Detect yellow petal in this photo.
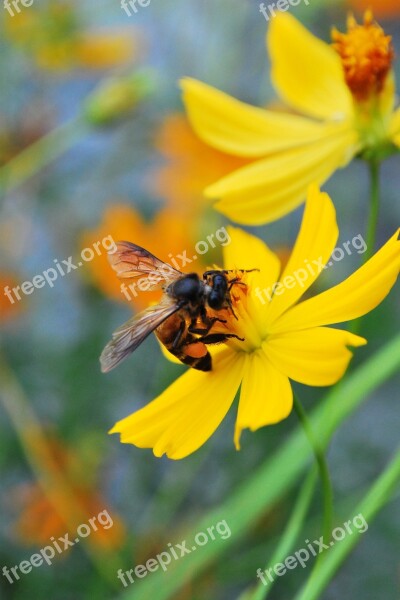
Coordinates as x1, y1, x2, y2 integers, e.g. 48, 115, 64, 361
208, 125, 358, 225
181, 78, 342, 157
267, 13, 352, 120
223, 226, 281, 286
267, 185, 338, 325
272, 229, 400, 333
390, 107, 400, 147
110, 349, 244, 459
264, 327, 366, 387
234, 350, 292, 449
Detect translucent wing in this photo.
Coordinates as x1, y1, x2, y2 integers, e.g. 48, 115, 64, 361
100, 300, 181, 373
108, 241, 183, 291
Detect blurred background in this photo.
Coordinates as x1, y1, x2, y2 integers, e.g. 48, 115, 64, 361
0, 0, 399, 599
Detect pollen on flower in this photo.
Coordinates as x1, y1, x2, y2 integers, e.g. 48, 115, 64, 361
332, 10, 394, 101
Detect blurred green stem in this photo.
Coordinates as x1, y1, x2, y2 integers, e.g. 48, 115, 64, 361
0, 351, 121, 588
0, 116, 88, 197
293, 394, 333, 550
349, 159, 381, 335
364, 159, 380, 263
294, 446, 400, 600
249, 469, 317, 600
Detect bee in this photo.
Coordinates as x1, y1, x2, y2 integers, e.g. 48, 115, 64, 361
100, 242, 254, 373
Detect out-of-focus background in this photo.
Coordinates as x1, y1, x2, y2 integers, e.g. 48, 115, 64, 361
0, 0, 399, 599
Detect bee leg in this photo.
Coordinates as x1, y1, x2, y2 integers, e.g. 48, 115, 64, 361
228, 278, 247, 291
224, 296, 239, 320
171, 319, 186, 351
195, 333, 245, 345
189, 317, 227, 335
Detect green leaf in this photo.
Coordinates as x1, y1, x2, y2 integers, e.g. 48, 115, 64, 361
294, 447, 400, 600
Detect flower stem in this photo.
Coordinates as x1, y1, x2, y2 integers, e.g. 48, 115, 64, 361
0, 116, 88, 197
250, 468, 318, 600
293, 393, 333, 551
349, 158, 380, 335
364, 158, 380, 263
294, 446, 400, 600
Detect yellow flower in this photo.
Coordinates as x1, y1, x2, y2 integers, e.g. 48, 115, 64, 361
149, 113, 250, 216
110, 186, 400, 458
181, 12, 400, 225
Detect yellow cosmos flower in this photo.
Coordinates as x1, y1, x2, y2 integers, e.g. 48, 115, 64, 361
110, 186, 400, 458
181, 12, 400, 225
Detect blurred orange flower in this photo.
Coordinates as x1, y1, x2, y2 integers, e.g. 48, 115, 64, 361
0, 273, 22, 323
4, 2, 139, 71
80, 204, 205, 311
13, 437, 125, 551
149, 113, 250, 215
348, 0, 400, 18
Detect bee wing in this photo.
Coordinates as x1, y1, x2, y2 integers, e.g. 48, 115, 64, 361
100, 300, 181, 373
108, 241, 183, 291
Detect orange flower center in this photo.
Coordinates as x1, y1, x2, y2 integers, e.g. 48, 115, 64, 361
332, 11, 394, 101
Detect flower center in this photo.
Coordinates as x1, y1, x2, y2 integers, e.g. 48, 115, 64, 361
332, 11, 394, 102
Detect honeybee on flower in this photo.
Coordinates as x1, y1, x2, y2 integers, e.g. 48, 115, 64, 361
109, 186, 400, 458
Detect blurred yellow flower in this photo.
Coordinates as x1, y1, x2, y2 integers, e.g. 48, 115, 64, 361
80, 204, 204, 311
110, 186, 400, 458
4, 2, 138, 71
149, 113, 250, 214
13, 436, 125, 550
182, 12, 400, 225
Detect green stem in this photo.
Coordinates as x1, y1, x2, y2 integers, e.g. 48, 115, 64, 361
293, 394, 333, 549
349, 158, 380, 335
294, 447, 400, 600
364, 159, 380, 264
0, 116, 88, 196
250, 469, 318, 600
